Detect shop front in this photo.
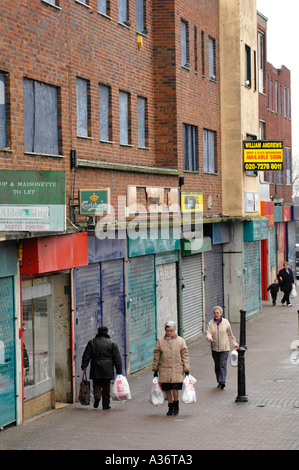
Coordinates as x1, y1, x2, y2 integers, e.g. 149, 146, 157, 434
20, 232, 88, 419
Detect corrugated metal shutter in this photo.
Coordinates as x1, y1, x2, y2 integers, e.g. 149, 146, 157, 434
128, 255, 156, 373
287, 221, 296, 274
269, 227, 276, 267
74, 264, 101, 390
244, 242, 261, 318
0, 277, 16, 428
101, 259, 126, 371
181, 254, 203, 343
204, 245, 224, 324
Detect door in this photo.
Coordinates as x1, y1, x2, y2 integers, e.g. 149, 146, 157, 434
244, 242, 261, 318
204, 244, 224, 323
181, 254, 203, 343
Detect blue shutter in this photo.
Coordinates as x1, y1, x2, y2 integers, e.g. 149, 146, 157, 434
0, 277, 16, 428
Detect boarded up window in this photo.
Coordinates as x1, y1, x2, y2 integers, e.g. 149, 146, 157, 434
119, 91, 129, 145
76, 77, 89, 137
0, 73, 6, 149
99, 84, 110, 141
23, 79, 59, 155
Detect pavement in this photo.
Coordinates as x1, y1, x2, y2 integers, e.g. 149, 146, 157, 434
1, 291, 299, 453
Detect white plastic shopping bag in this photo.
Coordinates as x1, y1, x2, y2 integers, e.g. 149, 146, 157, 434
230, 349, 238, 367
150, 377, 165, 406
290, 284, 297, 298
111, 374, 131, 401
181, 374, 196, 404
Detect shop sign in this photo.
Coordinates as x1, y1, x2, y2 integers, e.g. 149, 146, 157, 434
0, 170, 66, 232
243, 140, 283, 171
79, 189, 110, 215
181, 193, 203, 213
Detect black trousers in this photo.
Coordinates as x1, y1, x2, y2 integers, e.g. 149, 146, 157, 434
281, 284, 292, 305
93, 378, 111, 408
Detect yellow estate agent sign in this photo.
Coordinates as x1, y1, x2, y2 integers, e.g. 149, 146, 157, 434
243, 140, 283, 171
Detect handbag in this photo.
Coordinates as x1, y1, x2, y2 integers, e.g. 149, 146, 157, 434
111, 374, 131, 401
78, 370, 90, 406
150, 377, 165, 406
290, 284, 297, 298
181, 374, 196, 404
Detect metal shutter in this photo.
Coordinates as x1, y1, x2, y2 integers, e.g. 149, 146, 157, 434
128, 255, 156, 373
0, 277, 16, 428
204, 244, 224, 324
244, 242, 261, 318
181, 254, 203, 343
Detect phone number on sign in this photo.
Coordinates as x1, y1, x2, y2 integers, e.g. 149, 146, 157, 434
244, 163, 283, 171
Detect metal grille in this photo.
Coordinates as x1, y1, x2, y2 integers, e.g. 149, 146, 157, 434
244, 242, 261, 318
181, 254, 203, 343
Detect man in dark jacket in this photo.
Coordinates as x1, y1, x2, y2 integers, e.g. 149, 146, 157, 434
278, 262, 294, 307
81, 326, 122, 409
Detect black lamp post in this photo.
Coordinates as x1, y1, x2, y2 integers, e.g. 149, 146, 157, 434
235, 308, 248, 402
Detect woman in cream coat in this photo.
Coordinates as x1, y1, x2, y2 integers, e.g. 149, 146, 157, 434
206, 306, 239, 389
152, 321, 190, 416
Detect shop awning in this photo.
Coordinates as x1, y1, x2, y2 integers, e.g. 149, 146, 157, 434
20, 232, 89, 275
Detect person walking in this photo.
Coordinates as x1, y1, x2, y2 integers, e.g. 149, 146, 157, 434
152, 321, 190, 416
278, 261, 294, 307
267, 278, 280, 305
81, 326, 122, 410
206, 306, 239, 390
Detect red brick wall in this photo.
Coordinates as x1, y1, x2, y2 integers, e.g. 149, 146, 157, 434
258, 21, 292, 203
0, 0, 221, 221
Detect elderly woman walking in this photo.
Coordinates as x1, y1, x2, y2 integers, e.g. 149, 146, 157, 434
206, 306, 239, 390
152, 321, 190, 416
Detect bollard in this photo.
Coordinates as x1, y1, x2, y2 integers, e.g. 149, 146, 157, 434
235, 308, 248, 402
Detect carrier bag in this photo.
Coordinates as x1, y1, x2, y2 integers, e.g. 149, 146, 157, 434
150, 377, 165, 406
181, 374, 197, 404
78, 371, 91, 406
111, 374, 131, 401
290, 284, 297, 298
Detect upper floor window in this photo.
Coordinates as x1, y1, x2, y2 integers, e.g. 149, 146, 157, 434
138, 96, 147, 148
23, 78, 59, 155
245, 44, 251, 87
97, 0, 110, 15
118, 0, 130, 26
181, 20, 189, 68
76, 77, 90, 138
119, 91, 130, 145
203, 128, 216, 173
183, 123, 198, 172
258, 32, 264, 93
136, 0, 147, 33
99, 83, 111, 142
209, 37, 216, 80
285, 147, 291, 184
284, 87, 287, 117
0, 73, 7, 149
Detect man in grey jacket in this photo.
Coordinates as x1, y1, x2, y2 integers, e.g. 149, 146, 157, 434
81, 326, 122, 409
206, 306, 239, 390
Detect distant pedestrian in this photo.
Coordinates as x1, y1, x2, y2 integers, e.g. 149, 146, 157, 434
278, 261, 294, 307
206, 306, 239, 390
152, 321, 190, 416
267, 278, 280, 305
81, 326, 122, 410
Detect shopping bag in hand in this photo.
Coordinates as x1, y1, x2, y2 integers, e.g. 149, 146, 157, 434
78, 370, 90, 406
111, 374, 131, 401
150, 377, 165, 405
181, 374, 196, 404
291, 284, 297, 298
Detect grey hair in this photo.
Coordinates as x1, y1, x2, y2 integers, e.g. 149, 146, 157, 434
213, 306, 223, 314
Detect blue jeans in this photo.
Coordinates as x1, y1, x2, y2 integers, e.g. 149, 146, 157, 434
211, 350, 229, 384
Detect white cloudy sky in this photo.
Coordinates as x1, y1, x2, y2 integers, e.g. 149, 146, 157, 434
256, 0, 299, 157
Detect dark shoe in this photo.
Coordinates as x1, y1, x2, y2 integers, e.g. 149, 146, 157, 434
103, 405, 111, 410
220, 383, 225, 390
173, 401, 179, 416
93, 397, 100, 408
166, 403, 174, 416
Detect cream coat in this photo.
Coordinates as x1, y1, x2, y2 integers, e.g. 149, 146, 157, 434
152, 334, 190, 383
206, 318, 238, 352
